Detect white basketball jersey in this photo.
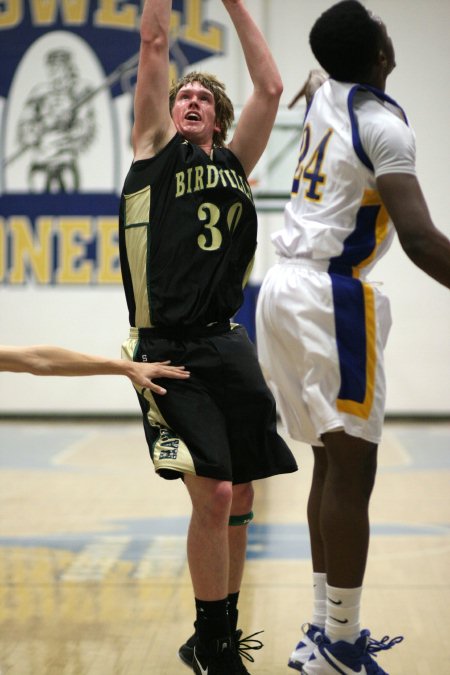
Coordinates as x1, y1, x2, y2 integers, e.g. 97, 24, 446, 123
272, 79, 416, 278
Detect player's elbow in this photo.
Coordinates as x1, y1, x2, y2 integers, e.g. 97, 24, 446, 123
400, 230, 441, 269
265, 76, 284, 102
26, 347, 54, 376
255, 71, 283, 103
399, 229, 425, 256
28, 359, 51, 376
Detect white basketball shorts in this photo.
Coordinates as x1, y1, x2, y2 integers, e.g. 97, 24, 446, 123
255, 259, 392, 446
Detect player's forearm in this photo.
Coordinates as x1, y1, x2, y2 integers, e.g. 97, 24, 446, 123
133, 0, 173, 156
401, 230, 450, 289
0, 345, 91, 375
378, 173, 450, 289
223, 0, 282, 98
26, 347, 123, 377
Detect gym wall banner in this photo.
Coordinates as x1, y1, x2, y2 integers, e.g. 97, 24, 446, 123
0, 0, 225, 287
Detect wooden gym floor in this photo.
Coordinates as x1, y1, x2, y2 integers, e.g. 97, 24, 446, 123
0, 418, 449, 674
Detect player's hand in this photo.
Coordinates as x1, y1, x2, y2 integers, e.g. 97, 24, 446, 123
288, 69, 328, 108
221, 0, 243, 8
131, 360, 190, 395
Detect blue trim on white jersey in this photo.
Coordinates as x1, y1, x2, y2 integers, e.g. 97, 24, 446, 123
328, 201, 382, 273
330, 275, 367, 404
347, 84, 409, 172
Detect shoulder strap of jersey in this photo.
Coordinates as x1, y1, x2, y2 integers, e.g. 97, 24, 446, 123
347, 84, 409, 171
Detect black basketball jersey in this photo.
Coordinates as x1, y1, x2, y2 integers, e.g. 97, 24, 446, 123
119, 133, 257, 328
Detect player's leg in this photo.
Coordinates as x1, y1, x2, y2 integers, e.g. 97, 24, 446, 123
228, 483, 254, 603
288, 446, 327, 671
179, 481, 262, 672
307, 446, 328, 576
184, 474, 232, 601
183, 474, 243, 673
302, 430, 403, 674
227, 483, 263, 671
321, 430, 377, 591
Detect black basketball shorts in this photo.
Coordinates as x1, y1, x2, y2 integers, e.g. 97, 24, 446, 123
121, 323, 297, 484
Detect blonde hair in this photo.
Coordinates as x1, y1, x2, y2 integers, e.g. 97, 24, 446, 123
169, 71, 234, 147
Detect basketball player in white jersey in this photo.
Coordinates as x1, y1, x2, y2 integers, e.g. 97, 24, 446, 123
256, 2, 450, 673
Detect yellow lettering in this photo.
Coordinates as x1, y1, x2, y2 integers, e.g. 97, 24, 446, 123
9, 217, 52, 284
227, 202, 243, 234
186, 167, 193, 194
224, 169, 237, 189
3, 0, 225, 39
235, 173, 245, 193
194, 165, 204, 192
183, 0, 222, 51
56, 218, 93, 284
97, 217, 121, 283
30, 0, 89, 25
218, 170, 228, 187
206, 165, 219, 189
175, 171, 185, 197
29, 0, 57, 25
235, 172, 250, 198
0, 0, 23, 28
94, 0, 137, 29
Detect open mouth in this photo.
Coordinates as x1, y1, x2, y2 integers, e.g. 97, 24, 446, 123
186, 113, 201, 121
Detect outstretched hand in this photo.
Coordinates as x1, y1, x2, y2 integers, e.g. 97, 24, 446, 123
130, 360, 190, 395
288, 69, 328, 109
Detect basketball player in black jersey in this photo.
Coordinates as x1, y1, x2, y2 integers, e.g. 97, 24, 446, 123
118, 1, 297, 673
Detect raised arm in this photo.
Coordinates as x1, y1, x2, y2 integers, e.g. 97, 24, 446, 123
132, 0, 176, 160
224, 0, 283, 176
377, 173, 450, 288
0, 346, 190, 395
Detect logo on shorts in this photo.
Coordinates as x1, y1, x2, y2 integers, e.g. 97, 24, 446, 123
158, 428, 179, 460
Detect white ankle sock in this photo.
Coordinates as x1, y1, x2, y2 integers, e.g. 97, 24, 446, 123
311, 572, 327, 628
325, 584, 362, 644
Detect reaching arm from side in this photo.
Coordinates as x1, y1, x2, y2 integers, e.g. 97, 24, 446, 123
0, 346, 190, 395
132, 0, 176, 160
223, 0, 283, 176
288, 69, 329, 108
377, 172, 450, 288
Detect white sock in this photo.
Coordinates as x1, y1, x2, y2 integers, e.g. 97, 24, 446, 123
325, 584, 362, 644
311, 572, 327, 628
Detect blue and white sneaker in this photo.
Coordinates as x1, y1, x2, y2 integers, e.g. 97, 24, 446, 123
288, 623, 325, 671
301, 629, 403, 674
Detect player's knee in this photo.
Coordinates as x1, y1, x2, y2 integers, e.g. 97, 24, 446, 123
187, 477, 233, 523
206, 480, 234, 521
230, 482, 254, 521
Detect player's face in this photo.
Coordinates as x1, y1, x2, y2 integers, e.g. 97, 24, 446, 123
171, 82, 221, 147
380, 24, 396, 76
371, 14, 396, 78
